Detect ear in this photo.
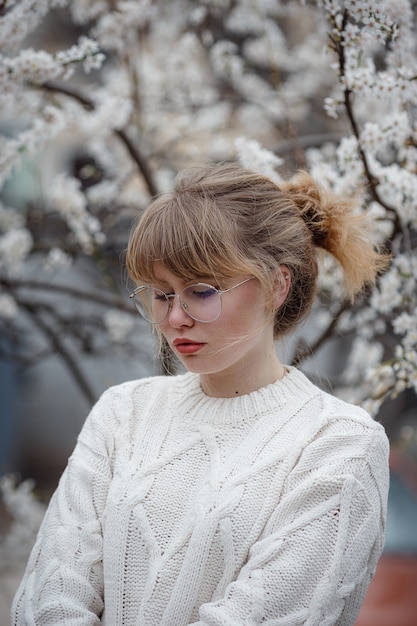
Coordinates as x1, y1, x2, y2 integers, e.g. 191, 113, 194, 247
272, 266, 291, 310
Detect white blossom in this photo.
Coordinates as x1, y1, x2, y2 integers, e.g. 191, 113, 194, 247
0, 0, 415, 444
55, 36, 105, 74
49, 175, 105, 253
70, 0, 109, 25
226, 4, 268, 35
77, 93, 133, 136
243, 20, 288, 69
2, 49, 63, 84
0, 476, 45, 572
92, 1, 157, 53
0, 0, 69, 54
210, 40, 244, 82
0, 201, 25, 232
0, 292, 19, 319
344, 337, 384, 384
324, 97, 341, 119
104, 309, 135, 343
0, 105, 66, 190
371, 268, 403, 314
393, 312, 416, 335
86, 180, 120, 207
43, 248, 72, 273
0, 228, 33, 275
359, 122, 384, 155
1, 35, 104, 86
235, 137, 283, 184
376, 166, 417, 226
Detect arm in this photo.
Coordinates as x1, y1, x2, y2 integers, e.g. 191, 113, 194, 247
11, 389, 117, 625
192, 425, 389, 626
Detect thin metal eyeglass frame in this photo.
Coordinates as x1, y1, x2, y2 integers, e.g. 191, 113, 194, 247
129, 276, 255, 324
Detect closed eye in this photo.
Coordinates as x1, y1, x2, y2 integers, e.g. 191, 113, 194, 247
151, 288, 171, 300
187, 286, 218, 299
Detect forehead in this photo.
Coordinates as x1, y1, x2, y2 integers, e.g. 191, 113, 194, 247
152, 262, 188, 285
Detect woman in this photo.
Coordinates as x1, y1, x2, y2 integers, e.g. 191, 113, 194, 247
12, 163, 390, 625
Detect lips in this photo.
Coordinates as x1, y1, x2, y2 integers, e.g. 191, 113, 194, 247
172, 338, 205, 355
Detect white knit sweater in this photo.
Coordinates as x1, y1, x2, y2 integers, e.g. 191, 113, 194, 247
12, 367, 389, 626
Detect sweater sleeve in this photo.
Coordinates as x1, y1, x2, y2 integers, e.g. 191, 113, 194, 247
191, 422, 389, 626
11, 387, 118, 626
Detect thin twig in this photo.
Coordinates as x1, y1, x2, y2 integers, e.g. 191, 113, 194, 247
115, 128, 158, 197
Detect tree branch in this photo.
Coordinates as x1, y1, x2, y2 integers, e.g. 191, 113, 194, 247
334, 12, 401, 237
20, 301, 97, 406
3, 281, 106, 404
291, 299, 351, 366
0, 276, 134, 314
42, 81, 158, 198
114, 127, 158, 197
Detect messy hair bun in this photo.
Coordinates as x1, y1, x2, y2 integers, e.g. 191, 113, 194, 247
279, 172, 389, 299
127, 163, 389, 338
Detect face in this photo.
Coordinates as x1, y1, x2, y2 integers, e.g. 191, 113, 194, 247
151, 263, 288, 397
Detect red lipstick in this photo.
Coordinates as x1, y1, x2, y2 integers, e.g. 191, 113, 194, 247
173, 338, 205, 354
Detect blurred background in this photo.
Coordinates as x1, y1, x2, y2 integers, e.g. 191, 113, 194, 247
1, 1, 416, 624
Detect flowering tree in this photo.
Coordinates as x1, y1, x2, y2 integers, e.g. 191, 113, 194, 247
0, 0, 416, 416
1, 0, 417, 585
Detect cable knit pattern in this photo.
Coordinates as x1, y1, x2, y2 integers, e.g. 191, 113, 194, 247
11, 367, 389, 625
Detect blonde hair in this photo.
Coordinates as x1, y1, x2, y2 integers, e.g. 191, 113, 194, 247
126, 163, 389, 338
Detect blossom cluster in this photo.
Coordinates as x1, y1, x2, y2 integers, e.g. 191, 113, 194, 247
0, 2, 416, 585
0, 198, 33, 278
91, 1, 158, 53
235, 137, 284, 184
392, 310, 417, 394
0, 105, 66, 189
0, 228, 33, 276
0, 0, 415, 419
104, 309, 135, 343
0, 0, 69, 54
302, 0, 417, 412
369, 254, 417, 401
49, 174, 106, 254
0, 476, 45, 572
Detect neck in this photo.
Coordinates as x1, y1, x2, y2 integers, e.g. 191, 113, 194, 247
200, 354, 287, 398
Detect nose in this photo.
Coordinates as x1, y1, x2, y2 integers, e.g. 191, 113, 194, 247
167, 295, 194, 327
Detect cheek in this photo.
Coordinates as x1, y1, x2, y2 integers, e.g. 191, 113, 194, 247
215, 306, 266, 340
155, 323, 174, 346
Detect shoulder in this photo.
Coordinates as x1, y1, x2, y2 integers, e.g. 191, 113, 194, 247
100, 371, 195, 401
291, 370, 389, 487
279, 377, 390, 524
81, 372, 198, 440
318, 386, 389, 452
293, 368, 388, 443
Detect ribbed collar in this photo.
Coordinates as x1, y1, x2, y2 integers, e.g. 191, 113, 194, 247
166, 367, 320, 427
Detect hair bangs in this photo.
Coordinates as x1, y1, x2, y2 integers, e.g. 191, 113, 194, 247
127, 192, 252, 286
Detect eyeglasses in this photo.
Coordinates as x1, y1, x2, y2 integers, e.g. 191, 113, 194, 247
129, 277, 254, 324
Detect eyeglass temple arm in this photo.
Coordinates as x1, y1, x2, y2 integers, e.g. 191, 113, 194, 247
220, 276, 254, 294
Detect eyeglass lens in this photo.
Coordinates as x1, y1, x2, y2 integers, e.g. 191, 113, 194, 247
133, 284, 222, 323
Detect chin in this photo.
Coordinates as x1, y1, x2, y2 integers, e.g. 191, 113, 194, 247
177, 355, 222, 376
